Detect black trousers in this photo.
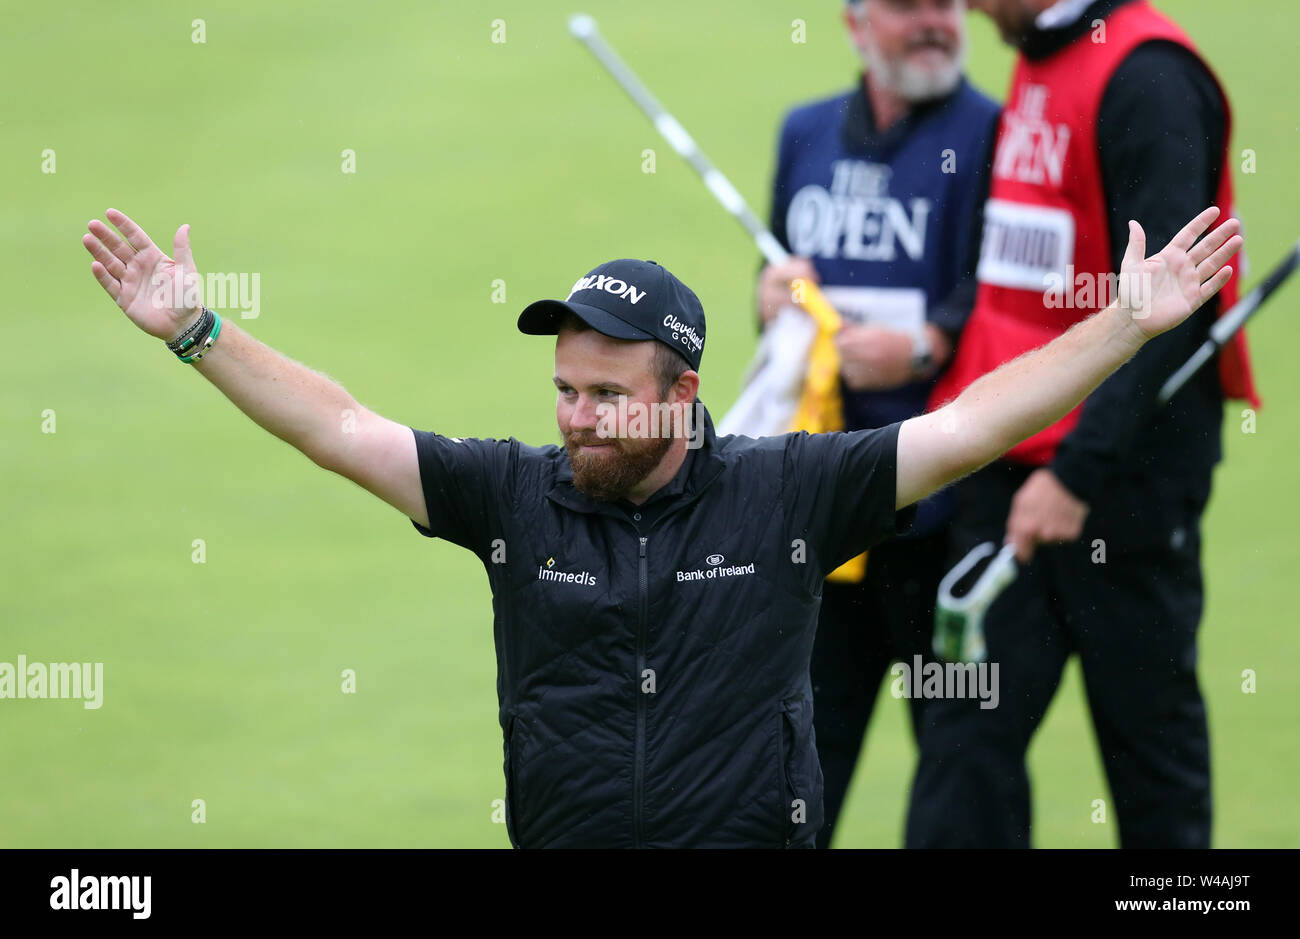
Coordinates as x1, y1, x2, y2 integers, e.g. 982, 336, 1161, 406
905, 461, 1213, 848
811, 529, 948, 849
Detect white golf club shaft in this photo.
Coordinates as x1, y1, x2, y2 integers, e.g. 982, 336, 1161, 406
567, 13, 789, 265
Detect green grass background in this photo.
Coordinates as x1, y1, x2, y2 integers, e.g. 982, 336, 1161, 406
1, 0, 1296, 847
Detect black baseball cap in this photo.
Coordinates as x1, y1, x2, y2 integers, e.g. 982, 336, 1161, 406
517, 259, 706, 371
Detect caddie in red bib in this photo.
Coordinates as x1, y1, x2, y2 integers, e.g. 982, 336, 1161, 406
933, 0, 1257, 462
907, 0, 1259, 849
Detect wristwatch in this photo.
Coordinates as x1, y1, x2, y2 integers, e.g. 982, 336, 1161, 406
909, 327, 935, 378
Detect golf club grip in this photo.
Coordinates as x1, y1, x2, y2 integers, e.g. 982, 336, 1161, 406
569, 14, 791, 266
1157, 238, 1300, 405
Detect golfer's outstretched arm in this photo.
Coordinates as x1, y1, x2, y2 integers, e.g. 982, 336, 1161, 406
83, 209, 428, 528
895, 207, 1243, 510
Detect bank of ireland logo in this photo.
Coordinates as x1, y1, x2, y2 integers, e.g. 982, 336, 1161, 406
676, 554, 754, 582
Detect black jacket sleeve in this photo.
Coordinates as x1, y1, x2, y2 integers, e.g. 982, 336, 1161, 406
408, 429, 512, 558
1051, 41, 1226, 505
785, 422, 918, 576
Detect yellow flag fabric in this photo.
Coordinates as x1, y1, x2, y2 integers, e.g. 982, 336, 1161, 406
788, 280, 867, 584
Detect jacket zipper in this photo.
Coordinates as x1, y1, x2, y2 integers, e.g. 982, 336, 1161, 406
634, 534, 648, 849
780, 707, 794, 848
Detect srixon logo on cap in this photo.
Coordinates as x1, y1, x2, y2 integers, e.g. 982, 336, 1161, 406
567, 274, 648, 305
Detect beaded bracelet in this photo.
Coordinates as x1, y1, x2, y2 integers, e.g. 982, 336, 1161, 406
179, 312, 223, 363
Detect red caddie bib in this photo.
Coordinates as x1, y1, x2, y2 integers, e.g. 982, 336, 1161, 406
929, 0, 1259, 464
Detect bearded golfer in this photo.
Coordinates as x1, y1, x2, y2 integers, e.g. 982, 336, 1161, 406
84, 204, 1240, 848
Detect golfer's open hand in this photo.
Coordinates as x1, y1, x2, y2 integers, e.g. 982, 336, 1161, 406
83, 209, 203, 341
1120, 206, 1242, 340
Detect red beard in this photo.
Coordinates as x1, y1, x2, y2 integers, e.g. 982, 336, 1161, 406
562, 430, 674, 502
